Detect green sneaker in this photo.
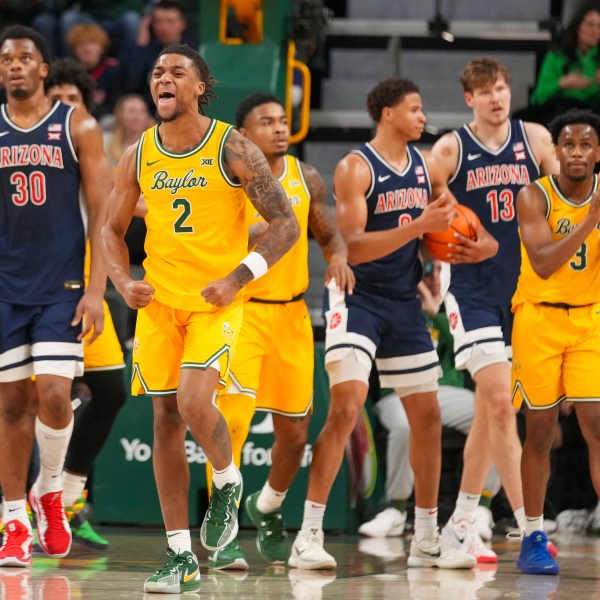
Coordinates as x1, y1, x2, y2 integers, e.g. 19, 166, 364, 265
245, 491, 289, 563
65, 491, 109, 550
208, 539, 249, 570
201, 476, 243, 551
143, 548, 200, 594
70, 513, 109, 550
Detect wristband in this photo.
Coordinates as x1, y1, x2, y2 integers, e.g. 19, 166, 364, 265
240, 251, 268, 280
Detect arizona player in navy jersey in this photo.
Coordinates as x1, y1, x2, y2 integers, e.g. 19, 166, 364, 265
431, 57, 559, 562
290, 78, 488, 571
0, 26, 112, 567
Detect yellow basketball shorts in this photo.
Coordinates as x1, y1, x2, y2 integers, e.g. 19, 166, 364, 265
131, 298, 243, 396
223, 299, 314, 416
512, 301, 600, 410
83, 299, 125, 371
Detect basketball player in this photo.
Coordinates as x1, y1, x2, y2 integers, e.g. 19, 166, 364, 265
431, 57, 559, 561
513, 109, 600, 574
0, 26, 111, 566
289, 78, 480, 571
102, 45, 299, 593
45, 58, 127, 550
205, 93, 354, 570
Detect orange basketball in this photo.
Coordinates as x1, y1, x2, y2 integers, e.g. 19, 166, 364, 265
422, 204, 481, 261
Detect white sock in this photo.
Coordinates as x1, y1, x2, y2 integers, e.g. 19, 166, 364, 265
62, 471, 87, 508
514, 506, 527, 535
35, 416, 74, 495
2, 499, 31, 530
525, 515, 543, 536
451, 491, 480, 525
166, 529, 192, 554
301, 500, 325, 532
212, 459, 241, 489
257, 481, 287, 513
414, 506, 438, 542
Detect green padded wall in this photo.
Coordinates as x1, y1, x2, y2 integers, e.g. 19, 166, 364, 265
198, 0, 292, 124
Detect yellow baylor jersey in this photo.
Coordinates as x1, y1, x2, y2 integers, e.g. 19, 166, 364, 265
513, 174, 600, 308
245, 154, 310, 300
137, 120, 247, 311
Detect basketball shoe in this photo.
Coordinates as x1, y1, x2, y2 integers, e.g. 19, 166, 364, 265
0, 521, 33, 567
29, 487, 71, 558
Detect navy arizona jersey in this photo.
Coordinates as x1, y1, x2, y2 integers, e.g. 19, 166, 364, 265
345, 142, 432, 298
0, 101, 84, 305
448, 119, 540, 306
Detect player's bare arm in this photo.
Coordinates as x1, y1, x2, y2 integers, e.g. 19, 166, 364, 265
428, 138, 499, 264
201, 130, 300, 307
303, 161, 355, 293
524, 122, 560, 175
102, 143, 155, 309
430, 131, 459, 181
335, 153, 454, 266
518, 183, 600, 279
69, 107, 112, 342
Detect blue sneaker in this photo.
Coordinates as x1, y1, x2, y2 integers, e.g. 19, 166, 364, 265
516, 531, 559, 575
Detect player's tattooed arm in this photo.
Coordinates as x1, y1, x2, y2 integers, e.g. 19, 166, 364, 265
224, 129, 300, 283
303, 161, 355, 293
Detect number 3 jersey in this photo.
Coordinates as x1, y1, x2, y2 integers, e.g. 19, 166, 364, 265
0, 102, 83, 305
513, 174, 600, 308
137, 119, 247, 311
448, 119, 540, 306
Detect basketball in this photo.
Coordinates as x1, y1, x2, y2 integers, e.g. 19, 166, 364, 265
422, 204, 481, 261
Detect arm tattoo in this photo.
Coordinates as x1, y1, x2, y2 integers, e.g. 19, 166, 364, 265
303, 162, 347, 259
224, 132, 299, 267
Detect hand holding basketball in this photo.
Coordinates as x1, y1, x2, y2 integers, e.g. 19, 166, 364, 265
423, 204, 481, 261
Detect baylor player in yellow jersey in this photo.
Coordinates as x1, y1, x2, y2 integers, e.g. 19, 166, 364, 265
512, 109, 600, 576
102, 46, 299, 594
205, 94, 354, 570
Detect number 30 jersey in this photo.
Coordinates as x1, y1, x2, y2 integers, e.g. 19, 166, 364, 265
0, 101, 83, 305
137, 119, 247, 311
448, 119, 540, 306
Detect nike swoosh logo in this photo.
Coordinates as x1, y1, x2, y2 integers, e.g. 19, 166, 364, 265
378, 174, 391, 182
0, 131, 9, 137
146, 159, 161, 166
184, 568, 199, 583
8, 507, 19, 512
166, 532, 178, 538
467, 153, 482, 160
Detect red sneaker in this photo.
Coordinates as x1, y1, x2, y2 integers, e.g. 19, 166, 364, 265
0, 520, 33, 567
29, 489, 71, 558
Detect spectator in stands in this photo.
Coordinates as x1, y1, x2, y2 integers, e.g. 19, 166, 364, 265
31, 0, 143, 60
516, 4, 600, 125
359, 256, 501, 551
66, 23, 121, 120
124, 0, 190, 111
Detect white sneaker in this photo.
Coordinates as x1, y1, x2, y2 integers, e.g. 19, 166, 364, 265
288, 528, 337, 570
358, 537, 405, 561
475, 506, 494, 542
407, 530, 476, 569
441, 520, 498, 564
587, 503, 600, 535
358, 508, 407, 538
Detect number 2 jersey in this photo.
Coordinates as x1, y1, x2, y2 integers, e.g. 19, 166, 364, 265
513, 174, 600, 308
137, 119, 247, 311
448, 119, 540, 306
0, 102, 83, 305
